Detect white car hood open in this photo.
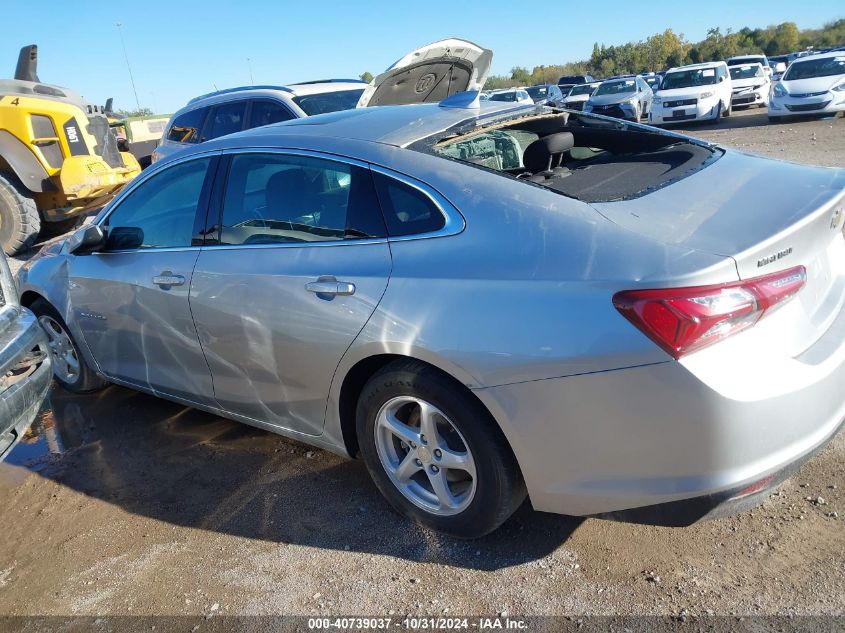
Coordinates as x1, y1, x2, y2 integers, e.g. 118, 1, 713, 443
357, 38, 492, 108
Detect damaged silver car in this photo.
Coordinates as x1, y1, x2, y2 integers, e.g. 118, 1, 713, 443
0, 253, 51, 460
16, 92, 845, 538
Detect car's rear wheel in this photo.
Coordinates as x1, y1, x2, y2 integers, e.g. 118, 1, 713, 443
30, 298, 108, 394
356, 360, 526, 538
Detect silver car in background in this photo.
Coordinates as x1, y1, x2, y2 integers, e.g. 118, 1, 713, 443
17, 97, 845, 537
583, 75, 653, 121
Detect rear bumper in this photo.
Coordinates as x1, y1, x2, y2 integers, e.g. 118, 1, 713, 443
595, 417, 842, 526
0, 307, 52, 460
475, 298, 845, 519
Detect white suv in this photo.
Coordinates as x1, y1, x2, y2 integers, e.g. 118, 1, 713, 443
649, 61, 733, 125
153, 38, 493, 164
152, 81, 367, 163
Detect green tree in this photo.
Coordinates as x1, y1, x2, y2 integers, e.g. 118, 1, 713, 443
510, 66, 532, 85
117, 107, 153, 117
359, 71, 374, 83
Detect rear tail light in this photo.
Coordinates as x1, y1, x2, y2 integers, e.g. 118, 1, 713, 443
613, 265, 806, 359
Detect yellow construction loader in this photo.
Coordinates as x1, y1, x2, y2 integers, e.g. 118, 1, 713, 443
0, 45, 141, 255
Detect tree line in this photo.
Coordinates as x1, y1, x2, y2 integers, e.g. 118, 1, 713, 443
485, 19, 845, 89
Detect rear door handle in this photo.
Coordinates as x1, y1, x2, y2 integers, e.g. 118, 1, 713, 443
305, 277, 356, 297
152, 272, 186, 289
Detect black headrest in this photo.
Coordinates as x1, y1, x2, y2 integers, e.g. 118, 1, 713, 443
523, 132, 575, 173
266, 168, 308, 209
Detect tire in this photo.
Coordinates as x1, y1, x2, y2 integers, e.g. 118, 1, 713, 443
40, 215, 83, 239
29, 298, 108, 394
722, 100, 731, 117
711, 102, 723, 125
0, 171, 41, 256
356, 360, 526, 538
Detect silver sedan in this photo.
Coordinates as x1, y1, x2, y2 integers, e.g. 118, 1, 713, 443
17, 98, 845, 537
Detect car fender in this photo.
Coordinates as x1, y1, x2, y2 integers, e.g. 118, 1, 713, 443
17, 251, 102, 375
0, 130, 55, 192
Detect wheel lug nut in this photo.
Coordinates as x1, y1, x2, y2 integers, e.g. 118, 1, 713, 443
410, 442, 416, 449
420, 435, 427, 444
434, 449, 442, 459
430, 465, 439, 473
415, 459, 422, 467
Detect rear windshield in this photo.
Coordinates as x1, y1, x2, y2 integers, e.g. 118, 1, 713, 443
661, 68, 718, 89
526, 86, 548, 100
730, 65, 764, 80
595, 80, 636, 96
416, 111, 716, 203
292, 89, 364, 116
729, 57, 767, 67
783, 56, 845, 81
490, 92, 519, 102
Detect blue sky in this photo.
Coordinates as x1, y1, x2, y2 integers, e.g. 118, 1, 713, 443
3, 0, 842, 113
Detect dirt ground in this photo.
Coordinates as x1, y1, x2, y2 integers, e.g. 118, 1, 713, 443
0, 108, 843, 631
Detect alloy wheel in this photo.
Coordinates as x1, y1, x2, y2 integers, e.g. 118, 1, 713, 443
374, 395, 477, 516
38, 315, 80, 384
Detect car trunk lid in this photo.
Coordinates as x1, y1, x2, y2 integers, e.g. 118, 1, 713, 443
593, 150, 845, 349
357, 38, 492, 108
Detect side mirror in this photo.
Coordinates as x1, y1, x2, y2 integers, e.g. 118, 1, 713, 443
67, 224, 105, 254
105, 226, 144, 251
718, 75, 725, 82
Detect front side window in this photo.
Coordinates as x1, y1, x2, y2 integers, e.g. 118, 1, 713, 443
218, 153, 386, 245
249, 100, 295, 129
207, 101, 247, 140
103, 158, 212, 250
166, 108, 207, 143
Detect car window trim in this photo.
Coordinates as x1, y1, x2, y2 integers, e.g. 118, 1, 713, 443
202, 147, 464, 250
91, 151, 222, 255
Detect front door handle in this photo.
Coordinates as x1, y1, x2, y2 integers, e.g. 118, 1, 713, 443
152, 272, 186, 289
305, 276, 356, 297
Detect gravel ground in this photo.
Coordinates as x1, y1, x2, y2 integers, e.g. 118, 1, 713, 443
0, 109, 843, 631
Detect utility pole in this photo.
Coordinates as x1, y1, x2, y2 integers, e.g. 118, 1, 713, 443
247, 57, 255, 84
116, 22, 141, 110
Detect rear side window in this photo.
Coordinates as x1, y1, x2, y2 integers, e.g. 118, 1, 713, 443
372, 173, 445, 237
166, 108, 207, 143
248, 100, 295, 129
207, 101, 247, 140
218, 153, 386, 245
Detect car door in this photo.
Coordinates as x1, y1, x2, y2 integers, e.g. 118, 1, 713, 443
189, 150, 392, 435
67, 154, 218, 406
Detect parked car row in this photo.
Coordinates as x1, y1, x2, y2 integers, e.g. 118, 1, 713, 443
538, 49, 844, 126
